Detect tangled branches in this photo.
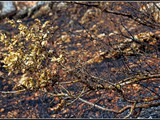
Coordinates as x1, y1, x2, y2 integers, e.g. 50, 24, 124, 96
0, 2, 160, 118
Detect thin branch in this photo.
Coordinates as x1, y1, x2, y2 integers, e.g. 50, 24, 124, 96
124, 101, 137, 118
78, 96, 160, 114
0, 89, 26, 94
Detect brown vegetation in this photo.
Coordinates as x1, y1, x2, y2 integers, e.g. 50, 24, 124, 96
0, 2, 160, 118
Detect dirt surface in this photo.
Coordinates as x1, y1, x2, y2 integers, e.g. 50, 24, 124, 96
0, 2, 160, 118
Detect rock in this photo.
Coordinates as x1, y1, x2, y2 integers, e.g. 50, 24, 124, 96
0, 1, 17, 19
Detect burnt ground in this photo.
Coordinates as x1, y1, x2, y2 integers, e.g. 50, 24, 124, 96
0, 2, 160, 118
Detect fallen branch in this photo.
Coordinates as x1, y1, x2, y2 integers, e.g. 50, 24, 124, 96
78, 96, 160, 116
